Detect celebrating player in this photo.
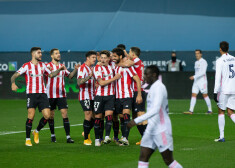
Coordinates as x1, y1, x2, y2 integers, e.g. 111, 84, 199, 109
184, 49, 212, 115
112, 48, 142, 146
128, 65, 183, 168
45, 48, 78, 143
214, 41, 235, 142
93, 50, 121, 146
11, 47, 65, 146
77, 51, 96, 145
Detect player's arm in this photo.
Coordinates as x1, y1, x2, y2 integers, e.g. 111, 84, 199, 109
193, 61, 207, 80
77, 70, 93, 86
97, 73, 121, 86
49, 66, 65, 78
213, 60, 222, 102
128, 87, 163, 128
68, 64, 80, 79
132, 75, 143, 104
118, 59, 135, 68
11, 72, 21, 91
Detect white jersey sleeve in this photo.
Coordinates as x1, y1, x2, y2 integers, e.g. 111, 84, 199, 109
214, 58, 223, 93
194, 59, 207, 80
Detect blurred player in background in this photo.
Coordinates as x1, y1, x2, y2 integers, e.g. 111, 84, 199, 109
128, 65, 183, 168
45, 48, 79, 143
11, 47, 65, 146
112, 48, 142, 146
214, 41, 235, 142
166, 51, 183, 72
77, 51, 96, 145
184, 49, 212, 115
93, 50, 121, 146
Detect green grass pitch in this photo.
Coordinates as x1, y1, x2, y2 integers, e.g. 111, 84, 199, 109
0, 99, 235, 168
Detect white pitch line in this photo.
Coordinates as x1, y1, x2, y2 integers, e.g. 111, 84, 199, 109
0, 123, 83, 136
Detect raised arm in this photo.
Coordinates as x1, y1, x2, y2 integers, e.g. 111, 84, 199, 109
118, 59, 135, 68
68, 64, 80, 79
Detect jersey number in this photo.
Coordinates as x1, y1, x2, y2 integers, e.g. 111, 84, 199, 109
229, 64, 235, 78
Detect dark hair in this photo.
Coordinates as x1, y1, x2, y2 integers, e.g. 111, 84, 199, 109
195, 49, 202, 53
117, 44, 126, 50
86, 51, 97, 58
112, 48, 125, 58
220, 41, 229, 52
100, 50, 110, 57
130, 47, 141, 57
50, 48, 59, 55
171, 51, 176, 54
30, 47, 41, 54
146, 65, 160, 78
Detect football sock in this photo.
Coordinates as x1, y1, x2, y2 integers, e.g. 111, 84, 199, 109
123, 114, 130, 139
137, 125, 145, 136
105, 115, 113, 137
138, 161, 149, 168
189, 96, 196, 112
168, 160, 183, 168
48, 119, 55, 135
89, 118, 95, 131
100, 119, 104, 139
113, 120, 119, 139
218, 114, 225, 139
230, 114, 235, 123
63, 118, 70, 136
94, 118, 101, 139
120, 117, 125, 137
204, 96, 212, 112
26, 118, 33, 138
36, 117, 48, 132
83, 119, 90, 140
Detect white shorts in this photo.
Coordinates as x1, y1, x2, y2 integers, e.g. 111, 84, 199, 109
140, 131, 173, 153
217, 93, 235, 111
192, 81, 208, 94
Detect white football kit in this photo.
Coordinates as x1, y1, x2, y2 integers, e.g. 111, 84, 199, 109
134, 80, 173, 153
192, 58, 208, 94
214, 53, 235, 110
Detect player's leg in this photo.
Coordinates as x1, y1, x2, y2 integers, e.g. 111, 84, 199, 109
48, 110, 56, 142
160, 150, 183, 168
112, 113, 120, 144
202, 94, 212, 114
94, 96, 104, 146
100, 114, 105, 142
25, 108, 36, 146
104, 110, 113, 144
138, 147, 154, 168
184, 83, 198, 114
226, 95, 235, 123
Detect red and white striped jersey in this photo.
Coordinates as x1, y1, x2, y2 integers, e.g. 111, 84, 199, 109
109, 60, 116, 69
93, 64, 115, 96
77, 63, 95, 100
17, 61, 51, 94
45, 62, 70, 98
132, 57, 144, 92
115, 66, 137, 99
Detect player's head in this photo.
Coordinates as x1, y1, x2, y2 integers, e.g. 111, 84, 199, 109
144, 65, 160, 85
112, 48, 125, 64
220, 41, 229, 54
195, 49, 202, 60
30, 47, 42, 61
100, 50, 110, 66
117, 44, 126, 50
171, 51, 176, 62
50, 48, 61, 62
129, 47, 141, 59
86, 51, 97, 65
96, 52, 101, 62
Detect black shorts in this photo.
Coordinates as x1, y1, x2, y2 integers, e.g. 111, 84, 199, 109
132, 91, 146, 113
94, 95, 115, 114
80, 99, 94, 111
49, 98, 68, 111
115, 98, 133, 114
26, 93, 50, 112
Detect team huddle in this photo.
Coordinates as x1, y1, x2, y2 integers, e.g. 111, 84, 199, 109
10, 41, 235, 168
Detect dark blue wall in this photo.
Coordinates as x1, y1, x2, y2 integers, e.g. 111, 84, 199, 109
0, 0, 235, 51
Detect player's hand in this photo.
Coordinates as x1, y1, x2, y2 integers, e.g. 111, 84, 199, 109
189, 76, 194, 80
97, 62, 102, 66
89, 68, 93, 77
114, 73, 122, 80
127, 120, 137, 129
59, 65, 66, 71
11, 83, 18, 91
47, 66, 52, 71
74, 64, 80, 70
136, 94, 143, 104
95, 83, 99, 89
214, 93, 218, 103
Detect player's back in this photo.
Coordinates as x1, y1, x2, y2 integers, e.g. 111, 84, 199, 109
145, 80, 172, 135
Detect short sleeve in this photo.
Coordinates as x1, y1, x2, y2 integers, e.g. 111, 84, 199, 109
64, 69, 70, 77
93, 66, 102, 80
17, 64, 27, 75
77, 67, 85, 79
43, 63, 52, 75
127, 66, 137, 77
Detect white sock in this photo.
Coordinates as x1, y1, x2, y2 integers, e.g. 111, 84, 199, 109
218, 114, 225, 139
66, 135, 71, 139
204, 96, 212, 112
169, 160, 183, 168
51, 134, 55, 137
26, 138, 31, 141
230, 114, 235, 123
138, 161, 149, 168
35, 129, 39, 133
189, 97, 196, 112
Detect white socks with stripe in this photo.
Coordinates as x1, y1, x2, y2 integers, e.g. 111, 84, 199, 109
138, 161, 149, 168
218, 114, 225, 139
230, 114, 235, 123
189, 97, 196, 112
204, 96, 212, 112
169, 160, 183, 168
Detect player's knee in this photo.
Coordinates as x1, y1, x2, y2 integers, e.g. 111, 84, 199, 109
202, 94, 208, 98
105, 115, 113, 125
192, 93, 197, 97
139, 151, 148, 162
